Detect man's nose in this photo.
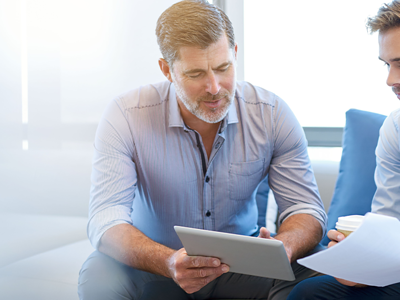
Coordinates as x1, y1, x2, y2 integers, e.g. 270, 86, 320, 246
386, 67, 400, 87
205, 72, 221, 95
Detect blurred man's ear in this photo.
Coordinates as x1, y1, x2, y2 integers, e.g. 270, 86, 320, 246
158, 58, 173, 82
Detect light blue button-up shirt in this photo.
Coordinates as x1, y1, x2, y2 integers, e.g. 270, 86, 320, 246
88, 80, 327, 249
373, 108, 400, 218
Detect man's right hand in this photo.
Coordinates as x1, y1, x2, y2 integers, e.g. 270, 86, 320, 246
167, 248, 230, 294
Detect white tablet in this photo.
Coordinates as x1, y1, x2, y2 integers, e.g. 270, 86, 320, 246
174, 226, 295, 281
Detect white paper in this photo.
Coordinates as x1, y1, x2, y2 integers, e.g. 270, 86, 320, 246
298, 213, 400, 287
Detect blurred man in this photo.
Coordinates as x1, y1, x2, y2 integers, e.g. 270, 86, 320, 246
78, 1, 327, 299
288, 1, 400, 299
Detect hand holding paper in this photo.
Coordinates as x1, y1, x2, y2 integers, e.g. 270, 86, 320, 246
298, 213, 400, 287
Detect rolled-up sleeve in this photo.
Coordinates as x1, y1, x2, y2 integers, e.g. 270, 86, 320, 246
268, 97, 327, 236
372, 110, 400, 218
87, 98, 137, 249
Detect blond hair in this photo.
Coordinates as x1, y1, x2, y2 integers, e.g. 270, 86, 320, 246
367, 1, 400, 33
155, 0, 235, 66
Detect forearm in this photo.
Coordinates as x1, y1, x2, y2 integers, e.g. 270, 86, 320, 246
274, 213, 322, 263
98, 223, 175, 277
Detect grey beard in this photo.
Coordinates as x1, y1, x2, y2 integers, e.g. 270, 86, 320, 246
174, 85, 233, 124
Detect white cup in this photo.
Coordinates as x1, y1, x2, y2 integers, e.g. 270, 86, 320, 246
335, 215, 364, 237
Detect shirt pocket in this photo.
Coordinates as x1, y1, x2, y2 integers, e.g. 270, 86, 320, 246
229, 158, 265, 201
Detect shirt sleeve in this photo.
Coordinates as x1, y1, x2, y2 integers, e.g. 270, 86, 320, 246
372, 110, 400, 218
268, 96, 327, 236
87, 97, 137, 249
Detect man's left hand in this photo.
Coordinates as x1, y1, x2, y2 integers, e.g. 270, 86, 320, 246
258, 227, 274, 239
258, 227, 292, 261
327, 229, 366, 287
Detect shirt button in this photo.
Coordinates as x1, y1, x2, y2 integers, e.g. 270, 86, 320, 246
205, 176, 210, 183
206, 210, 211, 217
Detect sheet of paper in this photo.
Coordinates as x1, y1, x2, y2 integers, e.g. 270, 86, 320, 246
298, 213, 400, 287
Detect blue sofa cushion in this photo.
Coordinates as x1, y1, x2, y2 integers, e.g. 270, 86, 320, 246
321, 109, 387, 246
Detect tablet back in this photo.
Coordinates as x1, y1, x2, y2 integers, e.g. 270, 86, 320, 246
174, 226, 295, 281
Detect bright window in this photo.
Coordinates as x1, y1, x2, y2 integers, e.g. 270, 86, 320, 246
244, 0, 398, 127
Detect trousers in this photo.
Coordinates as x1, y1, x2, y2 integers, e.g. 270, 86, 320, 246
287, 275, 400, 300
78, 250, 322, 300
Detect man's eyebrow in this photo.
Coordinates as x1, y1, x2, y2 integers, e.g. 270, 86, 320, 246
213, 62, 231, 69
183, 62, 232, 75
379, 56, 400, 63
183, 68, 205, 75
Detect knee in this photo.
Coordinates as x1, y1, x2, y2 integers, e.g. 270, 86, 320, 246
287, 283, 312, 300
289, 275, 343, 300
287, 276, 327, 300
78, 251, 134, 300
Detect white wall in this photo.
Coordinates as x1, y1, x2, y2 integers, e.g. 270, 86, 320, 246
0, 0, 178, 217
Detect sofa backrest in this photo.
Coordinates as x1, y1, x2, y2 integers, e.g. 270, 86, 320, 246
321, 109, 387, 245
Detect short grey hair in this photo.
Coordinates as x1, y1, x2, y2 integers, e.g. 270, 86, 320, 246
155, 0, 235, 66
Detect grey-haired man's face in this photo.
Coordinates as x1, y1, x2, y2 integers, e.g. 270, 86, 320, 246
171, 34, 237, 123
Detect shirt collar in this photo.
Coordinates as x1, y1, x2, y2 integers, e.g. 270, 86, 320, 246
168, 82, 239, 132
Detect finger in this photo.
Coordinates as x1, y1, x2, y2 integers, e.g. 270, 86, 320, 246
327, 229, 345, 242
186, 264, 230, 279
334, 277, 359, 287
336, 232, 345, 241
327, 241, 338, 248
184, 255, 221, 269
258, 227, 271, 239
179, 265, 230, 294
197, 264, 229, 284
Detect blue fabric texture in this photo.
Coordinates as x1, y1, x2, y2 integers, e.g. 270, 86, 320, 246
321, 109, 387, 246
255, 176, 269, 229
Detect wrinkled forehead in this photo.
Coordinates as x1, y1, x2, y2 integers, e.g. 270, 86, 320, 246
174, 35, 235, 68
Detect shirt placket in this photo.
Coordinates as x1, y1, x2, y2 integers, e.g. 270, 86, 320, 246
201, 134, 226, 231
185, 122, 226, 231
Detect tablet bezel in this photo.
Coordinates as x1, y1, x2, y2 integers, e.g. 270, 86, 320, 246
174, 226, 295, 281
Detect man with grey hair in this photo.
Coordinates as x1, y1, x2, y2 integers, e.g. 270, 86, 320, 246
288, 1, 400, 299
78, 1, 327, 299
